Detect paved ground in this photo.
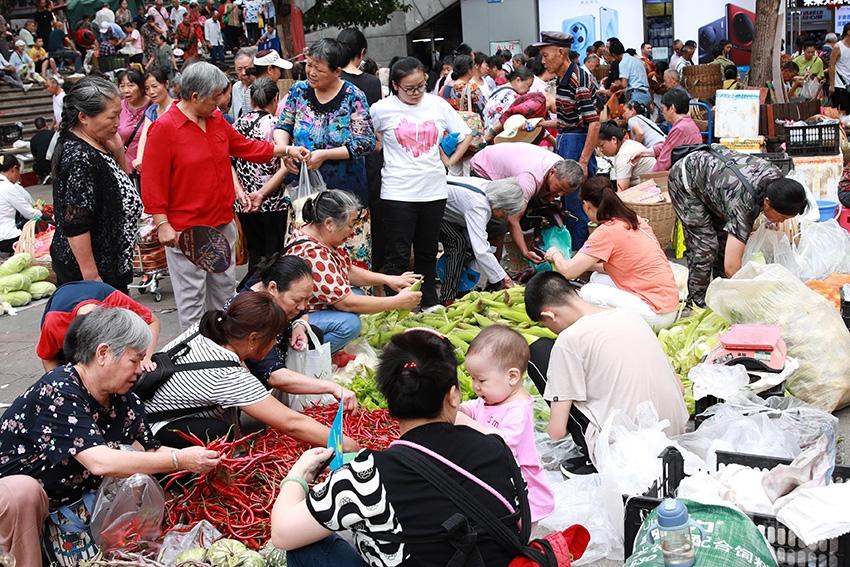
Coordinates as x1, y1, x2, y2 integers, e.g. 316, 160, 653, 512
1, 184, 847, 566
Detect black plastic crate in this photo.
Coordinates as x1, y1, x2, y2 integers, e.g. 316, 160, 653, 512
0, 123, 23, 146
694, 381, 786, 428
785, 122, 840, 156
624, 448, 850, 564
753, 152, 794, 175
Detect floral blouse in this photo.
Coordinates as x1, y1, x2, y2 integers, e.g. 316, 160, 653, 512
441, 79, 485, 116
51, 134, 143, 289
276, 80, 376, 206
0, 366, 160, 506
482, 85, 519, 130
232, 110, 289, 213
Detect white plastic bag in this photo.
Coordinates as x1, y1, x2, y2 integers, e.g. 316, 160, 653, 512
288, 161, 327, 202
675, 394, 838, 473
742, 225, 800, 277
689, 363, 750, 401
285, 325, 336, 412
705, 262, 850, 411
795, 219, 850, 280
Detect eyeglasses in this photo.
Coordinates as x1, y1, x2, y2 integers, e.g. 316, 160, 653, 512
398, 82, 427, 95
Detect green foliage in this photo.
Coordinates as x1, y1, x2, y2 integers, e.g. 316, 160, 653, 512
303, 0, 409, 30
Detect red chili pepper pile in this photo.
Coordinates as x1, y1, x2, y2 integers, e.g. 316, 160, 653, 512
163, 405, 399, 549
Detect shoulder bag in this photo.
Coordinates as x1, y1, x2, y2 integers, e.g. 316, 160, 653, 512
457, 83, 486, 154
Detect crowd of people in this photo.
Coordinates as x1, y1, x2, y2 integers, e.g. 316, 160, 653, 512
0, 4, 829, 565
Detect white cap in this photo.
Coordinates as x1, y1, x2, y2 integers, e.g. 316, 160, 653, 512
99, 22, 111, 33
14, 39, 26, 47
254, 50, 293, 70
173, 47, 185, 57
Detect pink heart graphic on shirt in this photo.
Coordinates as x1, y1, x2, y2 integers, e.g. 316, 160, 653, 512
393, 119, 438, 158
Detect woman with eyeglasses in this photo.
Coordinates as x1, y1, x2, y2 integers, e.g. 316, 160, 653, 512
370, 57, 472, 308
274, 38, 377, 270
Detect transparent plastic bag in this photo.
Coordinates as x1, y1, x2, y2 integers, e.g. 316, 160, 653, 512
795, 219, 850, 280
675, 393, 838, 473
689, 363, 750, 401
288, 161, 327, 202
91, 474, 165, 551
742, 225, 800, 277
158, 520, 222, 565
706, 262, 850, 411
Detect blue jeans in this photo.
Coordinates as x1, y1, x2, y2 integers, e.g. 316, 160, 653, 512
287, 534, 367, 567
308, 288, 363, 353
556, 131, 597, 250
627, 88, 651, 106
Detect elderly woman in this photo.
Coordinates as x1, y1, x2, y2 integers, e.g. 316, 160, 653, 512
232, 77, 290, 270
440, 177, 525, 303
482, 66, 535, 131
545, 177, 679, 331
274, 38, 376, 268
371, 57, 471, 307
596, 121, 656, 191
142, 61, 292, 330
143, 291, 358, 451
117, 68, 150, 174
0, 308, 221, 566
236, 254, 354, 409
270, 329, 525, 567
51, 76, 141, 294
132, 68, 174, 170
286, 190, 421, 352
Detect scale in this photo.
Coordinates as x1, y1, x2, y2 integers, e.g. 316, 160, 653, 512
704, 324, 787, 374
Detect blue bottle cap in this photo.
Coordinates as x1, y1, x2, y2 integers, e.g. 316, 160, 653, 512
656, 498, 689, 530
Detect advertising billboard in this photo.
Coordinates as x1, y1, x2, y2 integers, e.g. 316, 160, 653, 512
674, 0, 758, 65
538, 0, 645, 55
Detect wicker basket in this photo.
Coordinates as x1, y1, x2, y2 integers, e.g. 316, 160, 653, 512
683, 64, 722, 102
625, 195, 677, 250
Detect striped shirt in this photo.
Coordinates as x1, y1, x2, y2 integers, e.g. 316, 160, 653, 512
144, 323, 270, 434
555, 64, 599, 132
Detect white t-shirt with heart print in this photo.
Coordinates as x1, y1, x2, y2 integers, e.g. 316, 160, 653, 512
370, 93, 471, 202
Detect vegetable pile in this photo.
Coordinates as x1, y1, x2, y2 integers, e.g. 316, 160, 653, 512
163, 405, 399, 550
657, 307, 730, 414
0, 252, 56, 312
352, 287, 557, 409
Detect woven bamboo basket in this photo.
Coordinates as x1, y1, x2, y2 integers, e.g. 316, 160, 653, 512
625, 194, 677, 250
683, 64, 722, 102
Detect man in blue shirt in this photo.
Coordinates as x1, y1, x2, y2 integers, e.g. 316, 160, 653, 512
611, 40, 650, 106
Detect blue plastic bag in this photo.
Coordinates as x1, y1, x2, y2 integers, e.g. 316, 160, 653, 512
529, 226, 572, 272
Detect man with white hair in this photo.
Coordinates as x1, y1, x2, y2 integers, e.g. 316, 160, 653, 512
439, 176, 526, 302
229, 47, 255, 119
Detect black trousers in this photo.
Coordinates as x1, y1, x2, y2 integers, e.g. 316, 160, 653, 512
528, 337, 593, 459
365, 152, 385, 271
238, 210, 287, 273
381, 198, 446, 308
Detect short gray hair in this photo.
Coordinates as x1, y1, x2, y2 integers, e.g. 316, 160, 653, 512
72, 308, 151, 364
826, 33, 838, 44
180, 61, 229, 100
485, 178, 524, 217
235, 47, 256, 62
551, 159, 586, 189
301, 189, 361, 228
663, 68, 681, 84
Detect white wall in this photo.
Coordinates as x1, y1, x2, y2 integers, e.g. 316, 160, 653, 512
461, 0, 539, 55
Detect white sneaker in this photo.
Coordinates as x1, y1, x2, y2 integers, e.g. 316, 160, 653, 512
22, 83, 32, 92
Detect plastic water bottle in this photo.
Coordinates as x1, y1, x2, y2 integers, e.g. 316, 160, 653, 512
646, 499, 703, 567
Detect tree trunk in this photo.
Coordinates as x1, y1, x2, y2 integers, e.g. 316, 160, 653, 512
749, 0, 782, 100
275, 0, 295, 58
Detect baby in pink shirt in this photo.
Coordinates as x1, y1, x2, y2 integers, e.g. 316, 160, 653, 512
455, 325, 555, 523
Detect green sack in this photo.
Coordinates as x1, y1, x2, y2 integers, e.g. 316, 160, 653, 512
626, 500, 777, 567
529, 226, 573, 273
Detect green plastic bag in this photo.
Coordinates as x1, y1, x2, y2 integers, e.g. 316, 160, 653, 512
626, 500, 777, 567
529, 226, 572, 273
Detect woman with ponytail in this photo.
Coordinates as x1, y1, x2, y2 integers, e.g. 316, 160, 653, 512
544, 176, 679, 330
271, 329, 522, 567
50, 76, 141, 294
144, 291, 359, 451
235, 253, 356, 410
439, 53, 485, 116
285, 189, 422, 352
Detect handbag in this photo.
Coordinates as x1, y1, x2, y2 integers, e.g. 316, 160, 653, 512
42, 491, 100, 567
457, 84, 486, 154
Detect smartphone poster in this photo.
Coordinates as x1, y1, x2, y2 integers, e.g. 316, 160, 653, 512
538, 0, 645, 56
674, 0, 758, 66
